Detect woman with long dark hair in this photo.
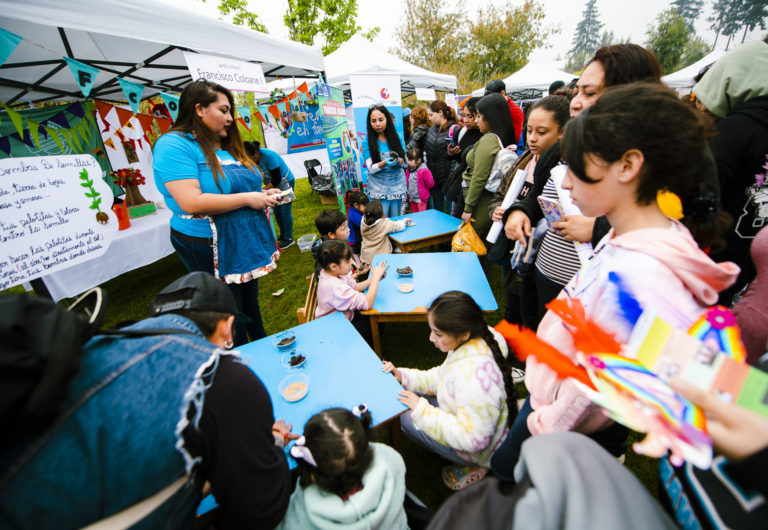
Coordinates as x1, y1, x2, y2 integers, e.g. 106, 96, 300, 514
153, 79, 282, 345
424, 100, 459, 213
361, 104, 407, 217
460, 93, 516, 239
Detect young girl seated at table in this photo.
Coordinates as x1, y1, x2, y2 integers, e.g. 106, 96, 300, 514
360, 200, 410, 265
312, 209, 369, 278
277, 406, 408, 530
382, 291, 517, 490
490, 83, 740, 484
315, 240, 388, 346
345, 190, 369, 255
405, 147, 434, 213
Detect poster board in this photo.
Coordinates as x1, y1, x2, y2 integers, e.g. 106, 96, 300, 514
1, 154, 118, 289
316, 83, 357, 212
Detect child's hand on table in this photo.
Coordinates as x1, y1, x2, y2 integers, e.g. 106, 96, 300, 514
352, 263, 370, 280
404, 218, 414, 226
398, 390, 420, 410
272, 419, 299, 448
371, 261, 389, 280
382, 360, 403, 383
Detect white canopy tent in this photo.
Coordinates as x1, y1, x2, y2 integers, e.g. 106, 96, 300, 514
662, 49, 726, 89
324, 35, 457, 95
472, 62, 576, 98
0, 0, 325, 105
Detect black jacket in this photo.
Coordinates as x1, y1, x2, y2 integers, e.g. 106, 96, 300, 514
424, 124, 457, 185
501, 140, 562, 226
709, 95, 768, 300
406, 124, 428, 154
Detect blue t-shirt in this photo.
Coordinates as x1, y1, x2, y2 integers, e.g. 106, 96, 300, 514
153, 132, 241, 238
259, 148, 294, 185
361, 136, 406, 200
348, 207, 363, 245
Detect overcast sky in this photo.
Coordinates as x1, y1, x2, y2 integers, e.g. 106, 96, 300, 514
164, 0, 763, 65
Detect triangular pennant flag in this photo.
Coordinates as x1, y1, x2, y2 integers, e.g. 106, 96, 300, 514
117, 78, 144, 115
28, 120, 41, 149
114, 107, 133, 128
254, 110, 266, 124
267, 104, 280, 119
67, 127, 83, 151
104, 137, 116, 150
287, 91, 299, 100
0, 136, 10, 155
237, 106, 252, 131
45, 127, 66, 153
137, 113, 154, 134
12, 130, 34, 148
62, 57, 100, 98
258, 105, 271, 121
67, 101, 85, 118
84, 108, 97, 132
115, 129, 125, 142
77, 121, 90, 142
160, 92, 180, 122
59, 128, 76, 152
47, 112, 70, 129
91, 145, 106, 161
95, 101, 113, 122
297, 82, 309, 94
132, 138, 141, 152
156, 117, 172, 134
38, 126, 48, 139
2, 103, 24, 136
0, 28, 22, 68
124, 120, 135, 130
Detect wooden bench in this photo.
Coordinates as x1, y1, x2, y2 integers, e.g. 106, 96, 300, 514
296, 272, 318, 324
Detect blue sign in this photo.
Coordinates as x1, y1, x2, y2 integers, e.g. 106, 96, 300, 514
326, 137, 343, 159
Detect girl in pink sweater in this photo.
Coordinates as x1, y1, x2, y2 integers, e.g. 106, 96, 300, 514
315, 240, 388, 346
405, 147, 434, 213
491, 84, 739, 483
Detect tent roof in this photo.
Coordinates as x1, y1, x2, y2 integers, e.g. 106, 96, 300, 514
661, 50, 726, 89
0, 0, 325, 105
472, 62, 576, 97
324, 35, 456, 94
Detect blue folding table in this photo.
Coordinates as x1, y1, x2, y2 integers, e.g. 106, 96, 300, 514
388, 209, 462, 253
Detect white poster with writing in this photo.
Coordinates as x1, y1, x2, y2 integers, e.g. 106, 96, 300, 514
415, 87, 437, 101
0, 155, 118, 289
183, 51, 268, 94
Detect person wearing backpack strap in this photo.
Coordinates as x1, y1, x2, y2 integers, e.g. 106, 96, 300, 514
460, 94, 517, 241
0, 272, 296, 529
445, 97, 484, 217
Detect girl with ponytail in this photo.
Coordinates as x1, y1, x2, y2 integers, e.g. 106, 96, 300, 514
383, 291, 517, 490
277, 406, 408, 529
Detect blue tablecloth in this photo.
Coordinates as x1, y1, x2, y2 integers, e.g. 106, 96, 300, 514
367, 252, 498, 313
389, 209, 461, 245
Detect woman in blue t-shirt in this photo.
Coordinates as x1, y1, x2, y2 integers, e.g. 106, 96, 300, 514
244, 141, 296, 248
153, 79, 282, 344
361, 105, 407, 218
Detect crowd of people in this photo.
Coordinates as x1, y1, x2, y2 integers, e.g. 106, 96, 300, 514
3, 40, 767, 529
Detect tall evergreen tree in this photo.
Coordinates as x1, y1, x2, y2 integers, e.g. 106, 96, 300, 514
671, 0, 704, 31
708, 0, 747, 48
568, 0, 604, 69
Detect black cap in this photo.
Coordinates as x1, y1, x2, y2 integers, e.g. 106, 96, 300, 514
485, 79, 506, 95
151, 271, 238, 317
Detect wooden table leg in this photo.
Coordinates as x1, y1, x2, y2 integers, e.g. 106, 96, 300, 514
370, 314, 382, 357
389, 416, 403, 451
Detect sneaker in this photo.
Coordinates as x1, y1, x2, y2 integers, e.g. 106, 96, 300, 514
278, 238, 295, 249
512, 367, 525, 384
441, 465, 488, 491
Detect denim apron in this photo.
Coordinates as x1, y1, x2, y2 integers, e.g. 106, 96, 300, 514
210, 162, 278, 283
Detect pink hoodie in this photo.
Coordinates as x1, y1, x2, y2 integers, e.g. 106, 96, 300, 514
526, 220, 740, 436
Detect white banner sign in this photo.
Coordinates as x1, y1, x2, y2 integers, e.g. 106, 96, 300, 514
349, 73, 402, 108
183, 51, 268, 93
0, 155, 118, 289
445, 93, 458, 112
415, 87, 437, 101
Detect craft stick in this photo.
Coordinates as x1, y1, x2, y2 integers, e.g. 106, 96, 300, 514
523, 234, 534, 262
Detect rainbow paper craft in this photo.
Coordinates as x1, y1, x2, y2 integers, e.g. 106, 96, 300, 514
687, 306, 746, 363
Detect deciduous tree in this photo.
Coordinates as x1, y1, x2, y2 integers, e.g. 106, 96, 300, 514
203, 0, 267, 32
284, 0, 380, 55
646, 9, 691, 73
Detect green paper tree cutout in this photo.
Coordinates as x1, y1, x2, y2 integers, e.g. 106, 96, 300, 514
79, 168, 109, 224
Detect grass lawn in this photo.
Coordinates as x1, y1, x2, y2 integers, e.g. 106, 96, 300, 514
40, 178, 660, 511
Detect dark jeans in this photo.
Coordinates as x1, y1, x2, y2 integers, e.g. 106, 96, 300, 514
491, 396, 630, 485
534, 268, 565, 325
273, 180, 294, 241
170, 233, 266, 345
429, 182, 447, 214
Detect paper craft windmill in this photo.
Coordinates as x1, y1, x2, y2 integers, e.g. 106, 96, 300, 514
494, 273, 766, 470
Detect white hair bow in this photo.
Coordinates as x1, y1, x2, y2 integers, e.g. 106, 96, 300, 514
290, 436, 317, 467
352, 403, 368, 418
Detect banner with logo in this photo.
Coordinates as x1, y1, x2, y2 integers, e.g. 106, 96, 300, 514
316, 83, 357, 212
183, 51, 267, 94
349, 74, 403, 189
